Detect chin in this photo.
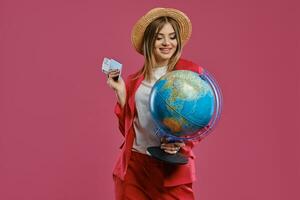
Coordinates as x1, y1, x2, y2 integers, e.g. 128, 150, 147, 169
159, 53, 174, 60
154, 50, 176, 64
156, 57, 170, 65
160, 55, 172, 60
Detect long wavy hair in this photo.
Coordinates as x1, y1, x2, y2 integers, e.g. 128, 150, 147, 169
134, 16, 182, 81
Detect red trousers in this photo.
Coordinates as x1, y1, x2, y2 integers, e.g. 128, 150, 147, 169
113, 151, 195, 200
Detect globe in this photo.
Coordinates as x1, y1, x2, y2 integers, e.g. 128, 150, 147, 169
149, 70, 222, 141
149, 70, 220, 139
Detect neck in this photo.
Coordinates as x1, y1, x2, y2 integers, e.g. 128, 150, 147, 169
155, 65, 167, 68
154, 61, 168, 68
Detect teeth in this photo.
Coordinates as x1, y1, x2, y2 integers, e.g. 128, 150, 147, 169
160, 48, 171, 53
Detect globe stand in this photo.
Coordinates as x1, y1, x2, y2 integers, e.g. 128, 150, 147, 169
147, 146, 188, 165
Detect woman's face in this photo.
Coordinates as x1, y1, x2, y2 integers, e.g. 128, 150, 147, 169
153, 22, 178, 66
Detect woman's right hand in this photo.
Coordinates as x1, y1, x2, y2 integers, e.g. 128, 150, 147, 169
106, 69, 126, 108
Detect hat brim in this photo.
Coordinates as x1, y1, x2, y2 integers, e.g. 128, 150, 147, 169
131, 8, 192, 54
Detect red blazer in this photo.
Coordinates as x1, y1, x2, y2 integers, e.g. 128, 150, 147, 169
113, 58, 204, 187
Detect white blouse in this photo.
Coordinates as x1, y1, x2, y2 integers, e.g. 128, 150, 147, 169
132, 66, 168, 155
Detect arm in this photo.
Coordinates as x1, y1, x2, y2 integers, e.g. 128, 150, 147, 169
107, 70, 127, 137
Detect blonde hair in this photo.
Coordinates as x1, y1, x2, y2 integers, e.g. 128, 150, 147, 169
134, 16, 182, 81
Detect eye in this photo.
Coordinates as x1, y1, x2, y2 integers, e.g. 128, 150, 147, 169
170, 36, 176, 40
156, 37, 163, 40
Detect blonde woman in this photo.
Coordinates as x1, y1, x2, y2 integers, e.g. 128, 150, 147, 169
107, 8, 204, 199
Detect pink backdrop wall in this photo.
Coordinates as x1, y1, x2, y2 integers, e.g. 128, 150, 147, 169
1, 0, 299, 199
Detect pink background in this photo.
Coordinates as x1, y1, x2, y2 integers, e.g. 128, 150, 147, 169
1, 0, 299, 199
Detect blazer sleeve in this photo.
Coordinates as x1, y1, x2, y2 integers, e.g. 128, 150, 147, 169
114, 101, 125, 137
113, 77, 131, 137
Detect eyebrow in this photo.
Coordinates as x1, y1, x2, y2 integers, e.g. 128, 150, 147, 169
157, 32, 176, 36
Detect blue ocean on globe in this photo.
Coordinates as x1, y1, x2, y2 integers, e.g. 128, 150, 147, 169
149, 70, 215, 139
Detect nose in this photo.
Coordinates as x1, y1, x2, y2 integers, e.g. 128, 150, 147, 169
162, 38, 170, 46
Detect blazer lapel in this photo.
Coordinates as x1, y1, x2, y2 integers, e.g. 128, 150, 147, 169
127, 75, 144, 116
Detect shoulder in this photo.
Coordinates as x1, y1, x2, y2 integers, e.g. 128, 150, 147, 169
175, 58, 204, 74
122, 70, 143, 93
125, 70, 142, 85
127, 70, 141, 81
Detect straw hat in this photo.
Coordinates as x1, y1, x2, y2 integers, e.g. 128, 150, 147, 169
131, 7, 192, 54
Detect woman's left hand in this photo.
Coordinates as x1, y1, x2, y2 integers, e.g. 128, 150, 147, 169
160, 138, 185, 154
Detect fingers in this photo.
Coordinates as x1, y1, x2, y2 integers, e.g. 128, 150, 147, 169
106, 69, 122, 90
160, 137, 185, 147
163, 149, 178, 154
161, 144, 179, 154
107, 69, 120, 79
161, 137, 168, 143
161, 143, 184, 149
173, 142, 185, 148
107, 78, 120, 90
106, 78, 113, 87
160, 137, 185, 154
160, 142, 185, 154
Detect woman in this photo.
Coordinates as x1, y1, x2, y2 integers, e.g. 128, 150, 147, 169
107, 8, 204, 199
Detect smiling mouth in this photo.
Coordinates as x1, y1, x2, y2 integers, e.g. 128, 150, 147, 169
159, 48, 172, 54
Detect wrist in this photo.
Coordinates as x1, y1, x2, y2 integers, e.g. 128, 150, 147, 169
115, 90, 126, 108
